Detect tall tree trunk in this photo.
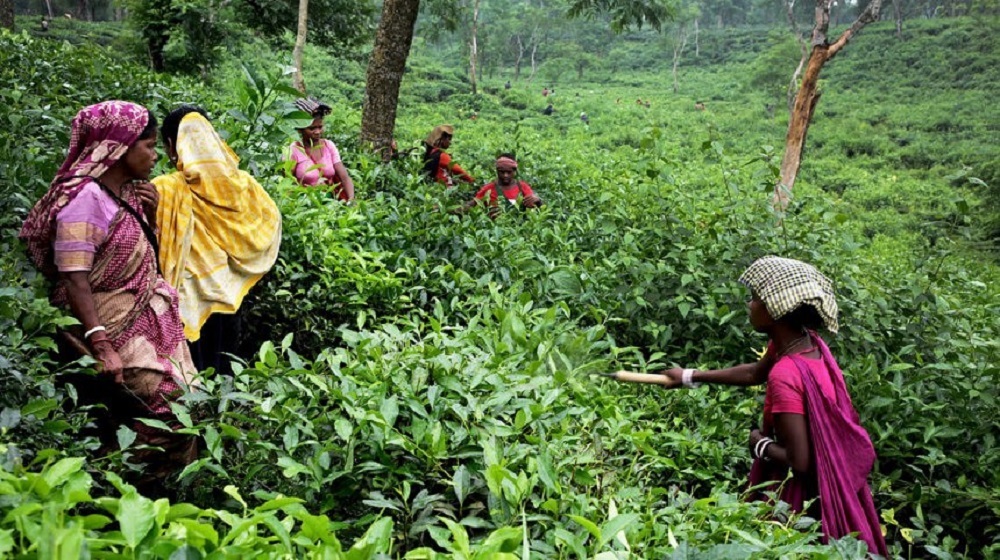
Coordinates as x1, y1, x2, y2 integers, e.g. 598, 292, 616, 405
78, 0, 91, 20
694, 18, 700, 57
0, 0, 12, 30
513, 34, 524, 80
292, 0, 309, 93
774, 0, 883, 211
45, 0, 54, 19
528, 41, 539, 81
786, 0, 809, 114
893, 0, 903, 39
0, 0, 13, 30
468, 0, 480, 94
671, 26, 689, 94
361, 0, 420, 159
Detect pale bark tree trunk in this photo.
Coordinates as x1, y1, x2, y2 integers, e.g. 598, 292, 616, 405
469, 0, 480, 94
44, 0, 54, 18
292, 0, 309, 93
786, 0, 809, 114
0, 0, 13, 30
774, 0, 883, 211
361, 0, 420, 159
513, 34, 524, 80
528, 41, 539, 81
694, 18, 700, 57
671, 26, 689, 94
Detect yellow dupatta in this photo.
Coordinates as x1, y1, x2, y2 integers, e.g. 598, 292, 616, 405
153, 113, 281, 341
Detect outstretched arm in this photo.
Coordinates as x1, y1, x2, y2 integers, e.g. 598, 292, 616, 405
662, 351, 776, 387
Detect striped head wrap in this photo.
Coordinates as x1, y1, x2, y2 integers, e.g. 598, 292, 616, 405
738, 256, 839, 333
294, 97, 331, 118
495, 156, 517, 171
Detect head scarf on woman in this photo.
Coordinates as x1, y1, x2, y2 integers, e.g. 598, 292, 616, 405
425, 124, 454, 147
738, 255, 839, 333
20, 101, 150, 277
153, 111, 281, 342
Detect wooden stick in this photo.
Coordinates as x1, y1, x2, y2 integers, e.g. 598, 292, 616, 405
602, 370, 676, 386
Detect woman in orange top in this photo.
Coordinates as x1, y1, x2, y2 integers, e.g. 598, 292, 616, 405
422, 124, 474, 188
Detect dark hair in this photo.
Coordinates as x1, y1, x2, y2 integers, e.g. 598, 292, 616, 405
780, 304, 826, 331
138, 110, 158, 140
498, 151, 516, 160
161, 105, 209, 147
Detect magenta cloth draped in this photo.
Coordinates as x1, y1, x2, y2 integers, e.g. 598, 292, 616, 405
750, 333, 888, 557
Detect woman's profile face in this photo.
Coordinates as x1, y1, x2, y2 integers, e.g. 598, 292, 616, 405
122, 133, 159, 180
438, 134, 452, 149
301, 117, 324, 144
748, 294, 774, 332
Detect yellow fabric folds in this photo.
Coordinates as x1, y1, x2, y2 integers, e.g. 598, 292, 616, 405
154, 113, 281, 342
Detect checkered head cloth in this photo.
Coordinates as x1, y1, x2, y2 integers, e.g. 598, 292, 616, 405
738, 256, 839, 333
293, 97, 331, 118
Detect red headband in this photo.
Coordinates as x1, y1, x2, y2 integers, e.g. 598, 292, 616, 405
496, 156, 518, 170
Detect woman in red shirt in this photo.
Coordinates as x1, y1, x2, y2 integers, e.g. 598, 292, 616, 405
462, 154, 542, 219
422, 124, 474, 188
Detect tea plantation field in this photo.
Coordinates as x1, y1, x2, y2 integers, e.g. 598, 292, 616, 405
0, 16, 997, 558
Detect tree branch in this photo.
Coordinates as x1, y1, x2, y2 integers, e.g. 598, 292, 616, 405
827, 0, 883, 57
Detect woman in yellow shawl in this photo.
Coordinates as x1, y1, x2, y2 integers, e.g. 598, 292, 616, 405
153, 106, 281, 374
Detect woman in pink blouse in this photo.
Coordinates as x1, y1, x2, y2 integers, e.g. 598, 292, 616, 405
286, 97, 356, 202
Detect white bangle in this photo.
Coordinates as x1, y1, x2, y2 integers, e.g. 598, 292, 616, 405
681, 368, 700, 388
754, 437, 774, 459
84, 325, 106, 339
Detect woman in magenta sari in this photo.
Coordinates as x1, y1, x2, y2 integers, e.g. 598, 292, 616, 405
20, 101, 198, 495
661, 256, 888, 557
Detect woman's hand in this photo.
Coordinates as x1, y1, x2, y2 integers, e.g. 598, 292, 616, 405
91, 338, 124, 384
134, 181, 159, 223
658, 368, 685, 389
748, 428, 766, 456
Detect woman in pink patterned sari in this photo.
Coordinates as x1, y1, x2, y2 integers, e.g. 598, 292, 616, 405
20, 101, 198, 495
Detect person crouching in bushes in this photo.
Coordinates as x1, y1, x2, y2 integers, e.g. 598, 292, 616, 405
659, 256, 888, 557
422, 124, 474, 188
287, 97, 356, 202
457, 154, 542, 219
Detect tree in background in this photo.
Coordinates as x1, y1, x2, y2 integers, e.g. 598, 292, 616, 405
126, 0, 232, 73
361, 0, 421, 159
775, 0, 883, 210
2, 0, 14, 30
292, 0, 308, 92
236, 0, 375, 55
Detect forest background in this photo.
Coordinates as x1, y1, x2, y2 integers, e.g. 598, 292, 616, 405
0, 0, 998, 557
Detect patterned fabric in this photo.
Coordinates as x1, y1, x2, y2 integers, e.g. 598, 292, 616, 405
53, 182, 118, 272
738, 256, 839, 333
293, 97, 331, 118
20, 101, 149, 277
153, 112, 281, 342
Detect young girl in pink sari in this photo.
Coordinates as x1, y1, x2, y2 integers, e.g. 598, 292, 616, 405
20, 101, 198, 495
662, 256, 888, 557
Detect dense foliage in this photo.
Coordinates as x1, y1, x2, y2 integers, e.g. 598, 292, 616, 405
1, 14, 999, 558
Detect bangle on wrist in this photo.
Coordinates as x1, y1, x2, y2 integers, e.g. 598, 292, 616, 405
754, 437, 774, 460
681, 368, 700, 388
84, 325, 106, 339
